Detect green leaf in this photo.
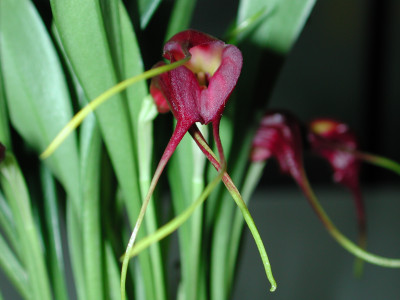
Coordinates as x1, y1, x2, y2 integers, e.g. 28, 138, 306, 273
41, 166, 69, 300
138, 0, 163, 29
66, 202, 86, 300
0, 68, 10, 149
0, 154, 51, 300
104, 242, 121, 300
0, 192, 18, 255
50, 0, 142, 220
50, 1, 160, 298
119, 2, 148, 146
80, 114, 104, 300
237, 0, 316, 53
0, 0, 80, 207
165, 0, 197, 40
0, 234, 29, 299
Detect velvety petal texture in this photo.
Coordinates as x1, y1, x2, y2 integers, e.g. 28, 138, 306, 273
150, 29, 242, 126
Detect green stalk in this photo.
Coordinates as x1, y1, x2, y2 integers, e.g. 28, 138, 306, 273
226, 161, 266, 287
40, 166, 69, 300
40, 57, 190, 160
357, 152, 400, 176
168, 131, 195, 300
126, 169, 224, 258
0, 154, 52, 300
190, 128, 277, 292
298, 168, 400, 268
137, 96, 166, 300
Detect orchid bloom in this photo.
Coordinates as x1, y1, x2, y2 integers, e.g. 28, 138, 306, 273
250, 110, 305, 184
150, 29, 243, 165
249, 110, 390, 270
0, 143, 5, 163
123, 30, 243, 279
308, 118, 366, 255
122, 30, 279, 295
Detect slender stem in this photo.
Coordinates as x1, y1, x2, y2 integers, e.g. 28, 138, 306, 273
190, 127, 277, 292
126, 170, 224, 258
227, 161, 266, 286
315, 143, 400, 176
212, 119, 226, 166
137, 96, 166, 300
40, 57, 190, 159
298, 168, 400, 268
349, 183, 367, 276
357, 152, 400, 176
120, 122, 191, 300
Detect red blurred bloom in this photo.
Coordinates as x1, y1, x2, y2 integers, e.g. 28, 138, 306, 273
308, 118, 360, 190
251, 110, 304, 183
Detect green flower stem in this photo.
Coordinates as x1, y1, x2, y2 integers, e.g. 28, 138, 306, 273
190, 128, 277, 292
137, 97, 166, 300
121, 123, 190, 300
350, 185, 367, 277
357, 152, 400, 176
298, 168, 400, 268
126, 169, 224, 258
40, 56, 190, 159
227, 161, 266, 286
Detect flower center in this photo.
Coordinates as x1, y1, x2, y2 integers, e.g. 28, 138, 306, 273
186, 44, 223, 87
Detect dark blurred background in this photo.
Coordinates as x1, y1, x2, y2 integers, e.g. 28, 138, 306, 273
193, 0, 400, 186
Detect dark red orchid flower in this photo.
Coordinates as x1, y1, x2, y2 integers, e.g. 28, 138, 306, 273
0, 143, 5, 163
250, 110, 305, 185
308, 118, 366, 250
308, 119, 361, 191
251, 111, 368, 272
128, 30, 242, 251
150, 29, 243, 165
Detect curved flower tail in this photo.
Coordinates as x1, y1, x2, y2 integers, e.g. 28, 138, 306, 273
308, 118, 367, 274
124, 164, 225, 259
190, 125, 277, 292
121, 121, 191, 300
212, 119, 226, 167
297, 166, 400, 268
251, 110, 400, 269
40, 58, 190, 159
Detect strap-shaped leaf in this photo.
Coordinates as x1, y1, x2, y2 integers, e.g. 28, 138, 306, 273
238, 0, 316, 53
50, 0, 142, 217
0, 0, 80, 206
